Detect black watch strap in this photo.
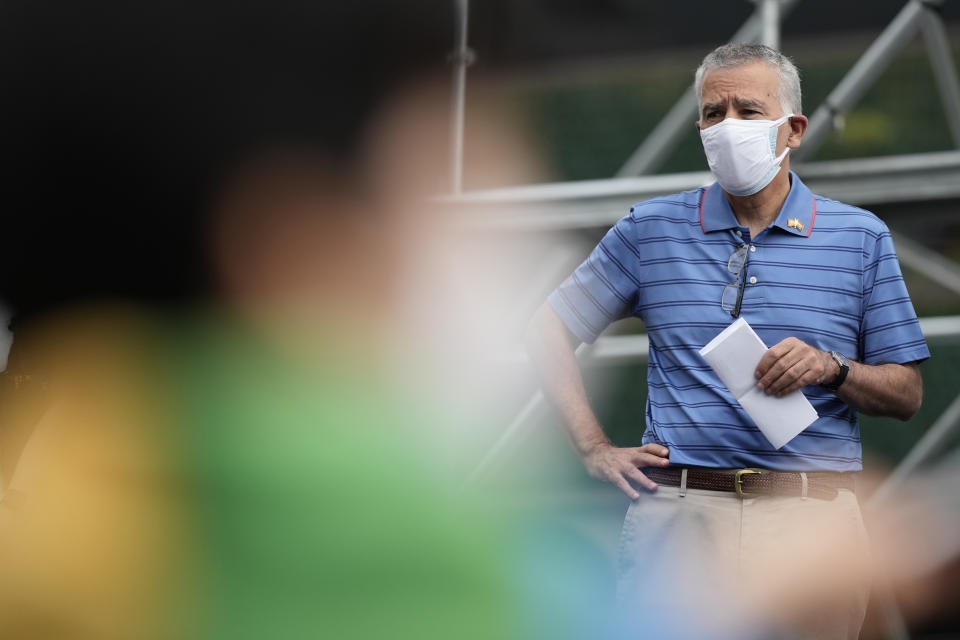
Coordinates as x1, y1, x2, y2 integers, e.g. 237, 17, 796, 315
822, 350, 849, 391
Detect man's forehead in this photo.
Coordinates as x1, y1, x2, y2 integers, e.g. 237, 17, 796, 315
702, 96, 766, 110
700, 62, 780, 101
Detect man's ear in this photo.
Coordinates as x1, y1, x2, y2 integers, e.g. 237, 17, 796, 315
695, 121, 701, 132
787, 115, 808, 149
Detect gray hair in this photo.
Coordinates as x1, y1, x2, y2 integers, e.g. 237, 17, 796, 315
694, 43, 802, 116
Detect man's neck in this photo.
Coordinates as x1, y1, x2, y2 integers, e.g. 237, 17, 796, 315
723, 167, 792, 239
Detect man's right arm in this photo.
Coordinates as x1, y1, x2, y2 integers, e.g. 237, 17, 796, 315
525, 301, 670, 500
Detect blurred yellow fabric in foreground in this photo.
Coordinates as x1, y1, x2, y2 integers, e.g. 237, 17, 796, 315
0, 309, 521, 639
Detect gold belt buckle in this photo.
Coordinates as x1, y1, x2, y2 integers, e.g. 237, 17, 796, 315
734, 468, 762, 498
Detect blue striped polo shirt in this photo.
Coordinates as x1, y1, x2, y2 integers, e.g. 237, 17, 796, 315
548, 172, 930, 471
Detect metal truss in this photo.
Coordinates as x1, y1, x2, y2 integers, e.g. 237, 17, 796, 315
446, 150, 960, 232
798, 0, 960, 159
612, 0, 960, 174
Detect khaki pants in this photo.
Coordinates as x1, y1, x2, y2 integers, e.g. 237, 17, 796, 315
616, 482, 871, 640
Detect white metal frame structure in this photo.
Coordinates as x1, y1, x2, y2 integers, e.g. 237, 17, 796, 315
447, 1, 960, 183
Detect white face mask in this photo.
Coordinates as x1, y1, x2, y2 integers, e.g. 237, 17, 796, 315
699, 114, 793, 196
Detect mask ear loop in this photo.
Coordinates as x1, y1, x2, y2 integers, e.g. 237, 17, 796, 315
771, 114, 795, 165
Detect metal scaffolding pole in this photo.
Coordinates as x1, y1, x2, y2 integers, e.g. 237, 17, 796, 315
760, 0, 781, 50
869, 393, 960, 507
449, 0, 473, 195
616, 0, 798, 177
866, 389, 960, 640
795, 0, 928, 160
464, 390, 545, 487
890, 231, 960, 298
613, 87, 698, 177
464, 341, 593, 487
920, 3, 960, 148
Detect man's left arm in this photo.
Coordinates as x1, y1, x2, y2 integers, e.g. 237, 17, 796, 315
754, 338, 922, 421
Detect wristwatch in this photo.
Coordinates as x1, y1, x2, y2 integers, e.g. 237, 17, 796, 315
821, 350, 850, 391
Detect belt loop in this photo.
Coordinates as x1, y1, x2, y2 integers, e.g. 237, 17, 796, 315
799, 472, 808, 500
679, 468, 688, 498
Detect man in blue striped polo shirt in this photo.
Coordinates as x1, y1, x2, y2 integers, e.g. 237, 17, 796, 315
526, 43, 928, 639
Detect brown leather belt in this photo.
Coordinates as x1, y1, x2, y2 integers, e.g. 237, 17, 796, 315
642, 466, 856, 500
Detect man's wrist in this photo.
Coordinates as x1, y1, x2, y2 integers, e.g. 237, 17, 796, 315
821, 350, 850, 391
577, 435, 611, 460
819, 349, 838, 385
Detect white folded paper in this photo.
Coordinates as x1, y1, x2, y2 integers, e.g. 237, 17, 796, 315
699, 317, 818, 449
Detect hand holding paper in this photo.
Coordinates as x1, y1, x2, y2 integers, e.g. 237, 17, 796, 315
699, 318, 818, 449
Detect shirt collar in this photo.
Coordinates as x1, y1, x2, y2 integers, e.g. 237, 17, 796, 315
699, 171, 817, 238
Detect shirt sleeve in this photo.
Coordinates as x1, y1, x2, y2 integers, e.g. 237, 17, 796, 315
547, 212, 643, 344
859, 227, 930, 364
